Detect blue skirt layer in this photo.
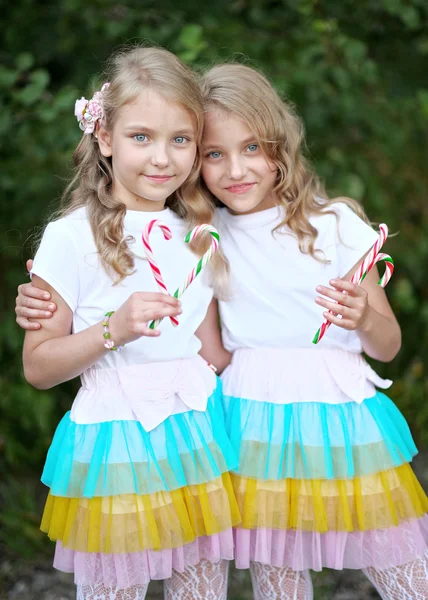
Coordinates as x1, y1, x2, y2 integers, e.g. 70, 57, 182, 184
224, 392, 417, 480
42, 380, 237, 497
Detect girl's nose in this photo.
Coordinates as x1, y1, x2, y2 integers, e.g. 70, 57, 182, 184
151, 143, 169, 169
228, 155, 246, 180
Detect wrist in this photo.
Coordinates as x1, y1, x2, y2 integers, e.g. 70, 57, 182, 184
357, 305, 375, 334
102, 311, 125, 351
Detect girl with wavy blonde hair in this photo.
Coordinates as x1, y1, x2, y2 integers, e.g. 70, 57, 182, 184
20, 47, 239, 600
194, 63, 427, 599
59, 47, 227, 285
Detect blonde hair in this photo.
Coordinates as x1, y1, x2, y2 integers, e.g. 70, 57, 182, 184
200, 63, 369, 260
54, 46, 227, 284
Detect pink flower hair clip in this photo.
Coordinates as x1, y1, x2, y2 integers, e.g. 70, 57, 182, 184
74, 82, 110, 135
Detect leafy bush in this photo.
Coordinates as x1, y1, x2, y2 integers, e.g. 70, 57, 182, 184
1, 0, 427, 557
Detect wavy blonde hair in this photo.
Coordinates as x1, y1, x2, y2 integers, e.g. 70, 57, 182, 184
200, 63, 369, 260
54, 46, 227, 284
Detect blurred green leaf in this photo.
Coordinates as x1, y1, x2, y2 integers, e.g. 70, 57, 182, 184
15, 52, 35, 72
0, 66, 18, 88
13, 69, 50, 105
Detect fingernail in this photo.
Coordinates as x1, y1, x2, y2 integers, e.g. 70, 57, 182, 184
44, 312, 52, 317
316, 286, 322, 292
44, 293, 50, 299
48, 304, 55, 310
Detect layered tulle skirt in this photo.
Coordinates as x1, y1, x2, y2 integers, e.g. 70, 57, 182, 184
40, 357, 240, 587
221, 347, 428, 572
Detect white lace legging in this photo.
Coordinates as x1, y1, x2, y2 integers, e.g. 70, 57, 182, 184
362, 551, 428, 600
250, 563, 314, 600
76, 558, 229, 600
249, 551, 428, 600
75, 552, 428, 600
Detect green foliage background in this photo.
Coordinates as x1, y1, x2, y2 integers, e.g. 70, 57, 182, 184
1, 0, 427, 566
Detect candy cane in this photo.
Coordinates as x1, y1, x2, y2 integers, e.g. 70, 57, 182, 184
373, 252, 394, 287
149, 224, 220, 329
142, 220, 179, 327
312, 224, 395, 344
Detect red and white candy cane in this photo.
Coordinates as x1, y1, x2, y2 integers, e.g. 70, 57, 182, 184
142, 220, 179, 327
312, 224, 394, 344
149, 224, 220, 329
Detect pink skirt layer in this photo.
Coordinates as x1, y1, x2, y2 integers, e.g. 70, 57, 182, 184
54, 530, 234, 587
234, 516, 428, 571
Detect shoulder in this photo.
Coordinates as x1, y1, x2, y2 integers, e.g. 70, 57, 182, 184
324, 200, 364, 222
44, 207, 92, 240
312, 199, 380, 273
308, 198, 378, 263
310, 198, 348, 224
32, 209, 92, 310
39, 207, 95, 260
310, 199, 371, 236
52, 206, 90, 229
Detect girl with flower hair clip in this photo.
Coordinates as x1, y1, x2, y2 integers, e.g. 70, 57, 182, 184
17, 47, 239, 600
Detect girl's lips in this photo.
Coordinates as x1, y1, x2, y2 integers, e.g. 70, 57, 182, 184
225, 183, 256, 194
144, 175, 174, 183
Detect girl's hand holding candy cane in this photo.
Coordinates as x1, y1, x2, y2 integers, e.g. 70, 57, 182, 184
314, 265, 401, 362
108, 293, 182, 344
312, 224, 394, 344
315, 278, 371, 332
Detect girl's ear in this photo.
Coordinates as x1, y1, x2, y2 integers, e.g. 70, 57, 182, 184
97, 125, 113, 157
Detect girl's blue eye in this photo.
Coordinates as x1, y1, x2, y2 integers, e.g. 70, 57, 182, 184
247, 144, 258, 152
208, 151, 222, 159
133, 134, 147, 142
174, 136, 187, 144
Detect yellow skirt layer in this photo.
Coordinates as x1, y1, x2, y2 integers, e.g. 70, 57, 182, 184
41, 473, 241, 553
232, 463, 428, 533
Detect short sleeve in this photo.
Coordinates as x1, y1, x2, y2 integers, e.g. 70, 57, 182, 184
31, 220, 80, 311
332, 203, 380, 277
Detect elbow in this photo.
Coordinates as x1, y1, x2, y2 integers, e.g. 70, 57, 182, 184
377, 348, 400, 363
386, 325, 402, 362
387, 330, 402, 362
376, 328, 402, 363
23, 363, 52, 390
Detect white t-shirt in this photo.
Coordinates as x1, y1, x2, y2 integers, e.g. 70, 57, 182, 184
32, 206, 213, 368
216, 202, 380, 353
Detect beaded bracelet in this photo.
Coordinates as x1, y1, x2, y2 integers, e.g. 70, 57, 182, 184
102, 311, 124, 352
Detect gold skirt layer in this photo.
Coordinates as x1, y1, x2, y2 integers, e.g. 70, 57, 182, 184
41, 473, 241, 553
232, 464, 428, 532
